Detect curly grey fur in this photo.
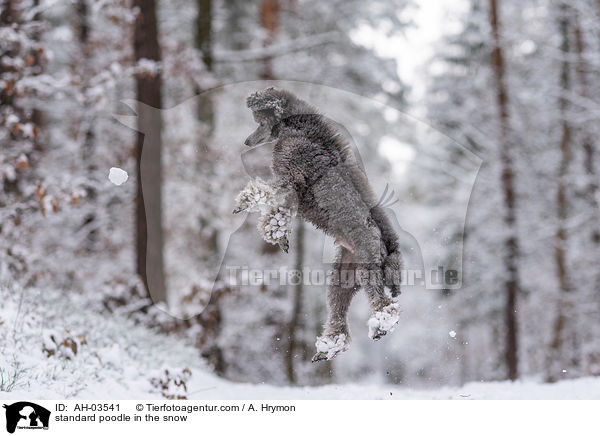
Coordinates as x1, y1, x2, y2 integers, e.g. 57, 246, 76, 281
242, 87, 403, 360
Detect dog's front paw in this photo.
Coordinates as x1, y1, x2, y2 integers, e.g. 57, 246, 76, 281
233, 179, 275, 214
259, 206, 292, 251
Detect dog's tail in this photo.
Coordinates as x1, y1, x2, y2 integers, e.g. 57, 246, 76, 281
372, 185, 402, 297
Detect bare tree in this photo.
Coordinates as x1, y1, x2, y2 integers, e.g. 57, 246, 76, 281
255, 0, 307, 383
488, 0, 520, 380
548, 2, 575, 381
258, 0, 283, 258
75, 0, 99, 251
259, 0, 280, 79
573, 10, 599, 246
194, 0, 219, 258
133, 0, 166, 302
195, 0, 215, 128
286, 219, 304, 383
194, 0, 227, 373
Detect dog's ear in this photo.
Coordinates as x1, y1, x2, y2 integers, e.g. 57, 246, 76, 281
246, 87, 286, 118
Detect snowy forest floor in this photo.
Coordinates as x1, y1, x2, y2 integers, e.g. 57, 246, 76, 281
1, 284, 598, 400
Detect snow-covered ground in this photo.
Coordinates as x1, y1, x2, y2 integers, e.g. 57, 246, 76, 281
1, 284, 598, 400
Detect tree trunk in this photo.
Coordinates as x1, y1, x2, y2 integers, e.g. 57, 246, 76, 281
195, 0, 215, 129
195, 0, 213, 71
255, 0, 307, 383
259, 0, 282, 256
259, 0, 280, 79
286, 219, 304, 384
488, 0, 519, 381
29, 0, 44, 153
574, 12, 599, 245
75, 0, 98, 251
224, 0, 245, 51
133, 0, 166, 303
548, 2, 575, 381
195, 0, 218, 259
194, 0, 226, 373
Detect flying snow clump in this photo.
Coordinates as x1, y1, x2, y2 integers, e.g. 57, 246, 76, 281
109, 167, 128, 186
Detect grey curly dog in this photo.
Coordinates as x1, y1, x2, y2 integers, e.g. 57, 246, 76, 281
234, 87, 402, 361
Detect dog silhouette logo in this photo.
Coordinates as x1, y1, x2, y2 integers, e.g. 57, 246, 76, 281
3, 402, 50, 433
114, 80, 480, 319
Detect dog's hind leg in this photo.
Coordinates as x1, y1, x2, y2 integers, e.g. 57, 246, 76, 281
312, 247, 358, 362
353, 227, 401, 341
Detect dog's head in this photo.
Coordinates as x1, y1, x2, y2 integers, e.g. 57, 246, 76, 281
244, 87, 319, 147
244, 88, 301, 147
244, 87, 289, 147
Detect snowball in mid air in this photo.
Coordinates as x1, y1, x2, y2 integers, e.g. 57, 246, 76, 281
449, 330, 457, 338
109, 167, 128, 186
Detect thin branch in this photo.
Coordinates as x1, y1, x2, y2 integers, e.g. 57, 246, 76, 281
213, 32, 340, 63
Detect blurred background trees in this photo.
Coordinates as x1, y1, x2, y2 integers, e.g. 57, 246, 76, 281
1, 0, 599, 387
425, 0, 600, 382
